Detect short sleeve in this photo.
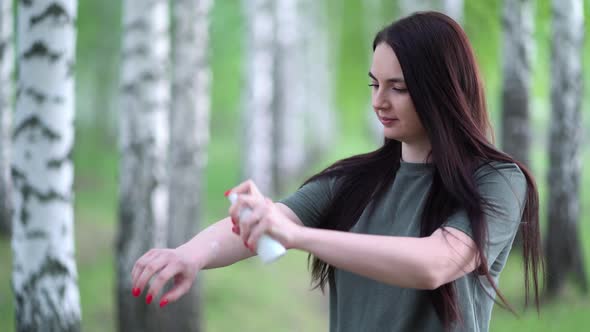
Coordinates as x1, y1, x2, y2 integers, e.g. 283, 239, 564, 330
442, 162, 527, 268
277, 176, 339, 228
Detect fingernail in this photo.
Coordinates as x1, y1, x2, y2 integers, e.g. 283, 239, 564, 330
146, 294, 153, 304
132, 288, 141, 297
232, 226, 238, 234
231, 217, 237, 225
224, 189, 232, 197
160, 299, 169, 308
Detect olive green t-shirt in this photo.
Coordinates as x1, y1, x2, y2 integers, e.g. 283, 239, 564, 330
279, 160, 526, 332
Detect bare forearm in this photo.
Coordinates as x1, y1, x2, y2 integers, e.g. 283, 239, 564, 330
294, 228, 445, 289
176, 217, 255, 270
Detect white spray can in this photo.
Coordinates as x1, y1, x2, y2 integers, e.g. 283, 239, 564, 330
227, 192, 286, 264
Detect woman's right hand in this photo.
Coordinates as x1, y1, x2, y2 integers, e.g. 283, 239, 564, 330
130, 247, 203, 307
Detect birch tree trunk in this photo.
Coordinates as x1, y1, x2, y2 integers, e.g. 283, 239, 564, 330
398, 0, 440, 15
363, 0, 386, 144
242, 0, 275, 195
545, 0, 588, 297
117, 0, 170, 331
273, 0, 306, 194
302, 0, 338, 162
0, 0, 13, 236
441, 0, 463, 24
163, 0, 213, 330
11, 1, 81, 330
501, 0, 533, 167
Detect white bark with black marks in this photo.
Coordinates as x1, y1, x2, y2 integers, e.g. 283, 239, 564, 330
501, 0, 533, 166
242, 0, 275, 195
274, 0, 306, 194
302, 0, 338, 160
11, 1, 81, 331
363, 0, 386, 145
398, 0, 440, 15
117, 0, 170, 331
442, 0, 463, 24
545, 0, 588, 296
163, 0, 214, 330
0, 0, 14, 235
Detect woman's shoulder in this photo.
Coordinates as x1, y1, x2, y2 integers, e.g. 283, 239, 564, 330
474, 160, 526, 187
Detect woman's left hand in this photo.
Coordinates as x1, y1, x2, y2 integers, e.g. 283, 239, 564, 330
227, 179, 302, 252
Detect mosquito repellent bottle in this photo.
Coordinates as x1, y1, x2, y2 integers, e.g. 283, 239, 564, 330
227, 192, 287, 264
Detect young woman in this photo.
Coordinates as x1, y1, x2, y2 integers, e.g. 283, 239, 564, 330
130, 11, 543, 331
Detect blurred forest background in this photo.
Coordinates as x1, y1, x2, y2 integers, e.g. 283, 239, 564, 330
1, 0, 590, 331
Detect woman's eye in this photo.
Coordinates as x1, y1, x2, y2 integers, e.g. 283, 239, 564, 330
368, 83, 379, 88
392, 87, 408, 93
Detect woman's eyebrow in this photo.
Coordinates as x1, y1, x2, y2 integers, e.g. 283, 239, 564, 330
368, 71, 405, 83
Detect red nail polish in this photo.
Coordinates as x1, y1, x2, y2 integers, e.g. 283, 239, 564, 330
132, 288, 141, 297
224, 189, 232, 197
146, 294, 153, 304
160, 299, 169, 308
232, 226, 237, 234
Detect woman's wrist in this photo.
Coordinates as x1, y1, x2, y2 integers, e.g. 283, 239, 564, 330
289, 224, 312, 251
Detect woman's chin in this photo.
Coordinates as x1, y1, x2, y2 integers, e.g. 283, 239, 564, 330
383, 131, 402, 141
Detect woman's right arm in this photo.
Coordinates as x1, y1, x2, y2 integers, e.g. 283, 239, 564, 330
131, 203, 303, 306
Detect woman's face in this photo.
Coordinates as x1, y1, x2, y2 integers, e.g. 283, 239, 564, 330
369, 43, 427, 143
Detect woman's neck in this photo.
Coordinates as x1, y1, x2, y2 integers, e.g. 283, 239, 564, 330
401, 139, 432, 163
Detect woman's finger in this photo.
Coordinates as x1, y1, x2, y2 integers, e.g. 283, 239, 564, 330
145, 262, 183, 305
158, 276, 194, 307
247, 215, 271, 250
131, 249, 161, 288
134, 255, 169, 295
228, 179, 263, 198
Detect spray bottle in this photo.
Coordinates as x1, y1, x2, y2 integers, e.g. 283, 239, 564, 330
227, 192, 286, 264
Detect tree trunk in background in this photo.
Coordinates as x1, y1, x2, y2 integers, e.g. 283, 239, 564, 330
0, 0, 13, 236
545, 0, 588, 297
398, 0, 440, 15
117, 1, 170, 331
441, 0, 463, 24
501, 0, 533, 167
11, 1, 81, 331
163, 0, 214, 331
363, 0, 385, 145
242, 0, 275, 195
274, 0, 305, 195
303, 0, 338, 162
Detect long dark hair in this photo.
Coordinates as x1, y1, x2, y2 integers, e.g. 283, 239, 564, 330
301, 11, 543, 329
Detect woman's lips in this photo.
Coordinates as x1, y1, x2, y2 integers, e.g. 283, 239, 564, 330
379, 117, 398, 126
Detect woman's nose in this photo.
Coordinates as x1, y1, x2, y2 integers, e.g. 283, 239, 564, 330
372, 90, 390, 111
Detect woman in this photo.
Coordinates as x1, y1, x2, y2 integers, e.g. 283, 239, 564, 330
130, 11, 543, 331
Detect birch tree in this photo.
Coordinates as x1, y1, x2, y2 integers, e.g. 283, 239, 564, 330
242, 0, 275, 195
545, 0, 588, 297
274, 0, 306, 194
442, 0, 463, 24
0, 0, 13, 235
302, 0, 338, 163
163, 0, 214, 330
398, 0, 440, 15
11, 1, 81, 330
117, 0, 170, 331
501, 0, 533, 167
363, 0, 386, 144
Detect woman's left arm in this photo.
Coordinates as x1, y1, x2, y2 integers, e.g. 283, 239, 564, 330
228, 180, 479, 290
293, 226, 478, 290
